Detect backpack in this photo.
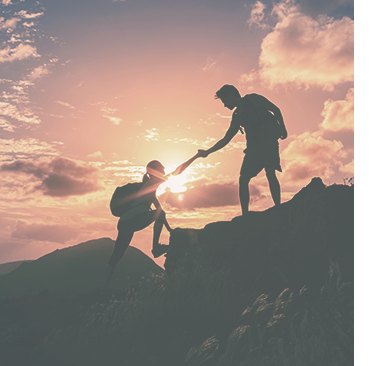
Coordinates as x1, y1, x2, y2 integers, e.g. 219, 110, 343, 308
247, 96, 281, 141
109, 182, 145, 217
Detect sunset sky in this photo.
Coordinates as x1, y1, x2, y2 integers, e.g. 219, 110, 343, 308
0, 0, 354, 266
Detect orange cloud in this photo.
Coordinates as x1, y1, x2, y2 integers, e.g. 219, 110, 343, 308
0, 118, 15, 132
339, 159, 354, 175
281, 132, 346, 183
320, 88, 354, 132
0, 138, 58, 159
0, 43, 39, 63
0, 17, 20, 29
55, 101, 76, 109
247, 1, 268, 29
253, 2, 353, 90
28, 65, 51, 80
15, 10, 44, 19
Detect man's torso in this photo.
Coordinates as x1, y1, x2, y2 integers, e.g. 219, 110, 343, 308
234, 94, 279, 150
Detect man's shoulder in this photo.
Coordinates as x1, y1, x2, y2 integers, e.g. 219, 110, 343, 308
244, 93, 265, 102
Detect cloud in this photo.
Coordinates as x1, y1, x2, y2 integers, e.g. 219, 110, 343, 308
0, 157, 101, 197
11, 220, 79, 244
15, 10, 44, 19
202, 57, 217, 71
55, 101, 76, 109
0, 101, 41, 124
320, 88, 354, 131
0, 43, 39, 63
92, 101, 122, 125
0, 17, 20, 29
161, 179, 262, 209
247, 1, 268, 29
297, 0, 353, 17
0, 118, 15, 132
104, 162, 145, 181
0, 138, 58, 159
246, 1, 353, 90
144, 128, 159, 141
103, 115, 122, 125
23, 21, 35, 28
281, 131, 346, 183
339, 159, 353, 175
38, 174, 101, 197
28, 65, 51, 80
87, 151, 103, 159
1, 0, 13, 6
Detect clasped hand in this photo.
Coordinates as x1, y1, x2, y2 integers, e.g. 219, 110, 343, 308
197, 149, 209, 158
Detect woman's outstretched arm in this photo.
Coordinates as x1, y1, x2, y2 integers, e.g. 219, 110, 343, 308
169, 152, 201, 177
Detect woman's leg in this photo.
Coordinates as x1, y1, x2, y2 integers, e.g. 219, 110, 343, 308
104, 227, 134, 290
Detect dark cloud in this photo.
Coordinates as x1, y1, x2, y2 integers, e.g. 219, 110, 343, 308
297, 0, 353, 18
11, 220, 79, 244
38, 173, 99, 197
0, 160, 47, 178
161, 180, 263, 209
0, 157, 101, 197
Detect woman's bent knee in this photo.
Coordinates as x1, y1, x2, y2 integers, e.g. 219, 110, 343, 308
156, 210, 166, 223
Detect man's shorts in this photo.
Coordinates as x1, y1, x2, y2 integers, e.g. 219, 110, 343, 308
240, 140, 282, 178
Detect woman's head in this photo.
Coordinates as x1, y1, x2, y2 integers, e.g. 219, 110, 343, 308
145, 160, 165, 181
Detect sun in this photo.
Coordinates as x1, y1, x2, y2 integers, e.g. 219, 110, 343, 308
156, 165, 190, 195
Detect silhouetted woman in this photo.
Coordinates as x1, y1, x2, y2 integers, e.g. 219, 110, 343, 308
104, 155, 199, 291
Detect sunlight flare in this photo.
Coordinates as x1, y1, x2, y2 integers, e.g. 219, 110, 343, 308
157, 165, 190, 195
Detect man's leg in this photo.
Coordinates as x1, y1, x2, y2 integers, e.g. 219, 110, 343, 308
239, 174, 251, 215
265, 168, 281, 206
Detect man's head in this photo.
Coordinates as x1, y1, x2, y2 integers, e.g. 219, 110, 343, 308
215, 85, 241, 110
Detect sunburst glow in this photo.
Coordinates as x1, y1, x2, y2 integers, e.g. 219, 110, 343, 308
157, 166, 191, 195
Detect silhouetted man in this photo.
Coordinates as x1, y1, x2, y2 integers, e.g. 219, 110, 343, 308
198, 85, 288, 214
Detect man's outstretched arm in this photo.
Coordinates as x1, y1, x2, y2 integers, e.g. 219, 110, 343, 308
198, 120, 240, 158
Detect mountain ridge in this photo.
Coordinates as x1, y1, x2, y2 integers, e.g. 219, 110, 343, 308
0, 237, 164, 299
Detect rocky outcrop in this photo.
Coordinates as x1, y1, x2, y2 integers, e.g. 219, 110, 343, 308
165, 177, 354, 298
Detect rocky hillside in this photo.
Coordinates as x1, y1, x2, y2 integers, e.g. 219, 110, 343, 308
165, 177, 353, 297
0, 178, 353, 366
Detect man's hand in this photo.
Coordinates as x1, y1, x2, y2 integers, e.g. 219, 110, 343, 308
197, 149, 209, 158
280, 126, 288, 140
